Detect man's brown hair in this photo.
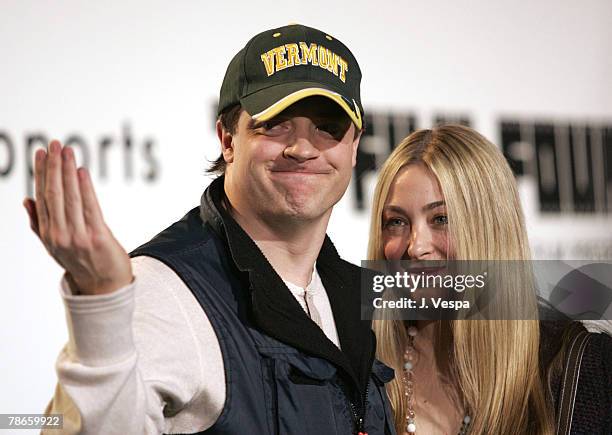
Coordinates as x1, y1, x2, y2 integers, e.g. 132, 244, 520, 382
207, 104, 243, 175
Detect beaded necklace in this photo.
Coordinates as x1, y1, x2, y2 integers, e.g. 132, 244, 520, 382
402, 325, 471, 435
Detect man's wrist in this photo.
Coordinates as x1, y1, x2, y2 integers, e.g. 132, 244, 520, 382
60, 276, 136, 365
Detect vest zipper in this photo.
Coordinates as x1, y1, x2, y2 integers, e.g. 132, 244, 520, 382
269, 359, 279, 435
348, 383, 369, 435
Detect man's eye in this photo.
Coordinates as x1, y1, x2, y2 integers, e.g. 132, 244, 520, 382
316, 123, 342, 137
262, 122, 280, 130
260, 121, 289, 134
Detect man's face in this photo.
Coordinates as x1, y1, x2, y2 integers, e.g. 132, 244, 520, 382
221, 96, 360, 222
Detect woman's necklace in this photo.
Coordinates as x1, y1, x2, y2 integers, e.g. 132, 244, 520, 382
402, 325, 471, 435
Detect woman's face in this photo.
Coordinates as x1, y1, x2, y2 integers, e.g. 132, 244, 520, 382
382, 163, 453, 261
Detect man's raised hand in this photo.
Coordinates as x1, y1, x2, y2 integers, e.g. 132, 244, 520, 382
23, 140, 133, 295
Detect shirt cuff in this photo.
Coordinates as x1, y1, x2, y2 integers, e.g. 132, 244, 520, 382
60, 276, 136, 366
580, 320, 612, 335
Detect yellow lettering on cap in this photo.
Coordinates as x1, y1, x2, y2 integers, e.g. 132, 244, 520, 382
285, 43, 301, 67
261, 42, 348, 82
317, 45, 328, 69
338, 58, 348, 83
273, 46, 288, 71
326, 49, 339, 76
299, 42, 318, 66
260, 50, 276, 76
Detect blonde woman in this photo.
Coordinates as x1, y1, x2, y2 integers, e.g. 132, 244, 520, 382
368, 125, 612, 435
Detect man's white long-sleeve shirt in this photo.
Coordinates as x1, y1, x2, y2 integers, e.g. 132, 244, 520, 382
45, 255, 339, 434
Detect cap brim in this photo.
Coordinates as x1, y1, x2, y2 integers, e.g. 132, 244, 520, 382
240, 82, 362, 130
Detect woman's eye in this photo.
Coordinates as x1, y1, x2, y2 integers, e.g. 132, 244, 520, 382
433, 215, 448, 225
384, 218, 407, 228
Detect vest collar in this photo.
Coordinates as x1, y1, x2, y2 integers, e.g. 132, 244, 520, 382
199, 176, 375, 396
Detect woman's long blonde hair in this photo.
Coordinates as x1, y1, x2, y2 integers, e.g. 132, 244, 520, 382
368, 125, 554, 435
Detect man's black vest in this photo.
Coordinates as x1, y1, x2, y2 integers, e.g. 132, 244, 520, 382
131, 176, 396, 435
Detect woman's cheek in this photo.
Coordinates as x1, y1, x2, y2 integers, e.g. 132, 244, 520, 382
383, 236, 406, 260
434, 232, 452, 259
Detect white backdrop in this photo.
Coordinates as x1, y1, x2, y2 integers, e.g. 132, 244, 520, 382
1, 0, 611, 427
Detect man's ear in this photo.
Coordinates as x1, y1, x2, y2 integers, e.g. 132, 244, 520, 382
351, 128, 363, 167
216, 120, 234, 163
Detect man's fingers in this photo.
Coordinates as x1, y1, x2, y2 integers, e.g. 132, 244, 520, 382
61, 147, 86, 235
44, 140, 67, 234
78, 167, 105, 229
23, 198, 41, 237
33, 148, 49, 235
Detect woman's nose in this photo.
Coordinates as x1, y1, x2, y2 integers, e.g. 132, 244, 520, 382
405, 225, 433, 260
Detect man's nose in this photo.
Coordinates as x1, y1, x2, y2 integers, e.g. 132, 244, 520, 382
405, 225, 433, 260
282, 122, 320, 163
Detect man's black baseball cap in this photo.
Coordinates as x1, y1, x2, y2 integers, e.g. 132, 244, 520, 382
218, 24, 363, 130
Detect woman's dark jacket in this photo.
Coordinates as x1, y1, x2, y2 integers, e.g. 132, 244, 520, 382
539, 311, 612, 434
